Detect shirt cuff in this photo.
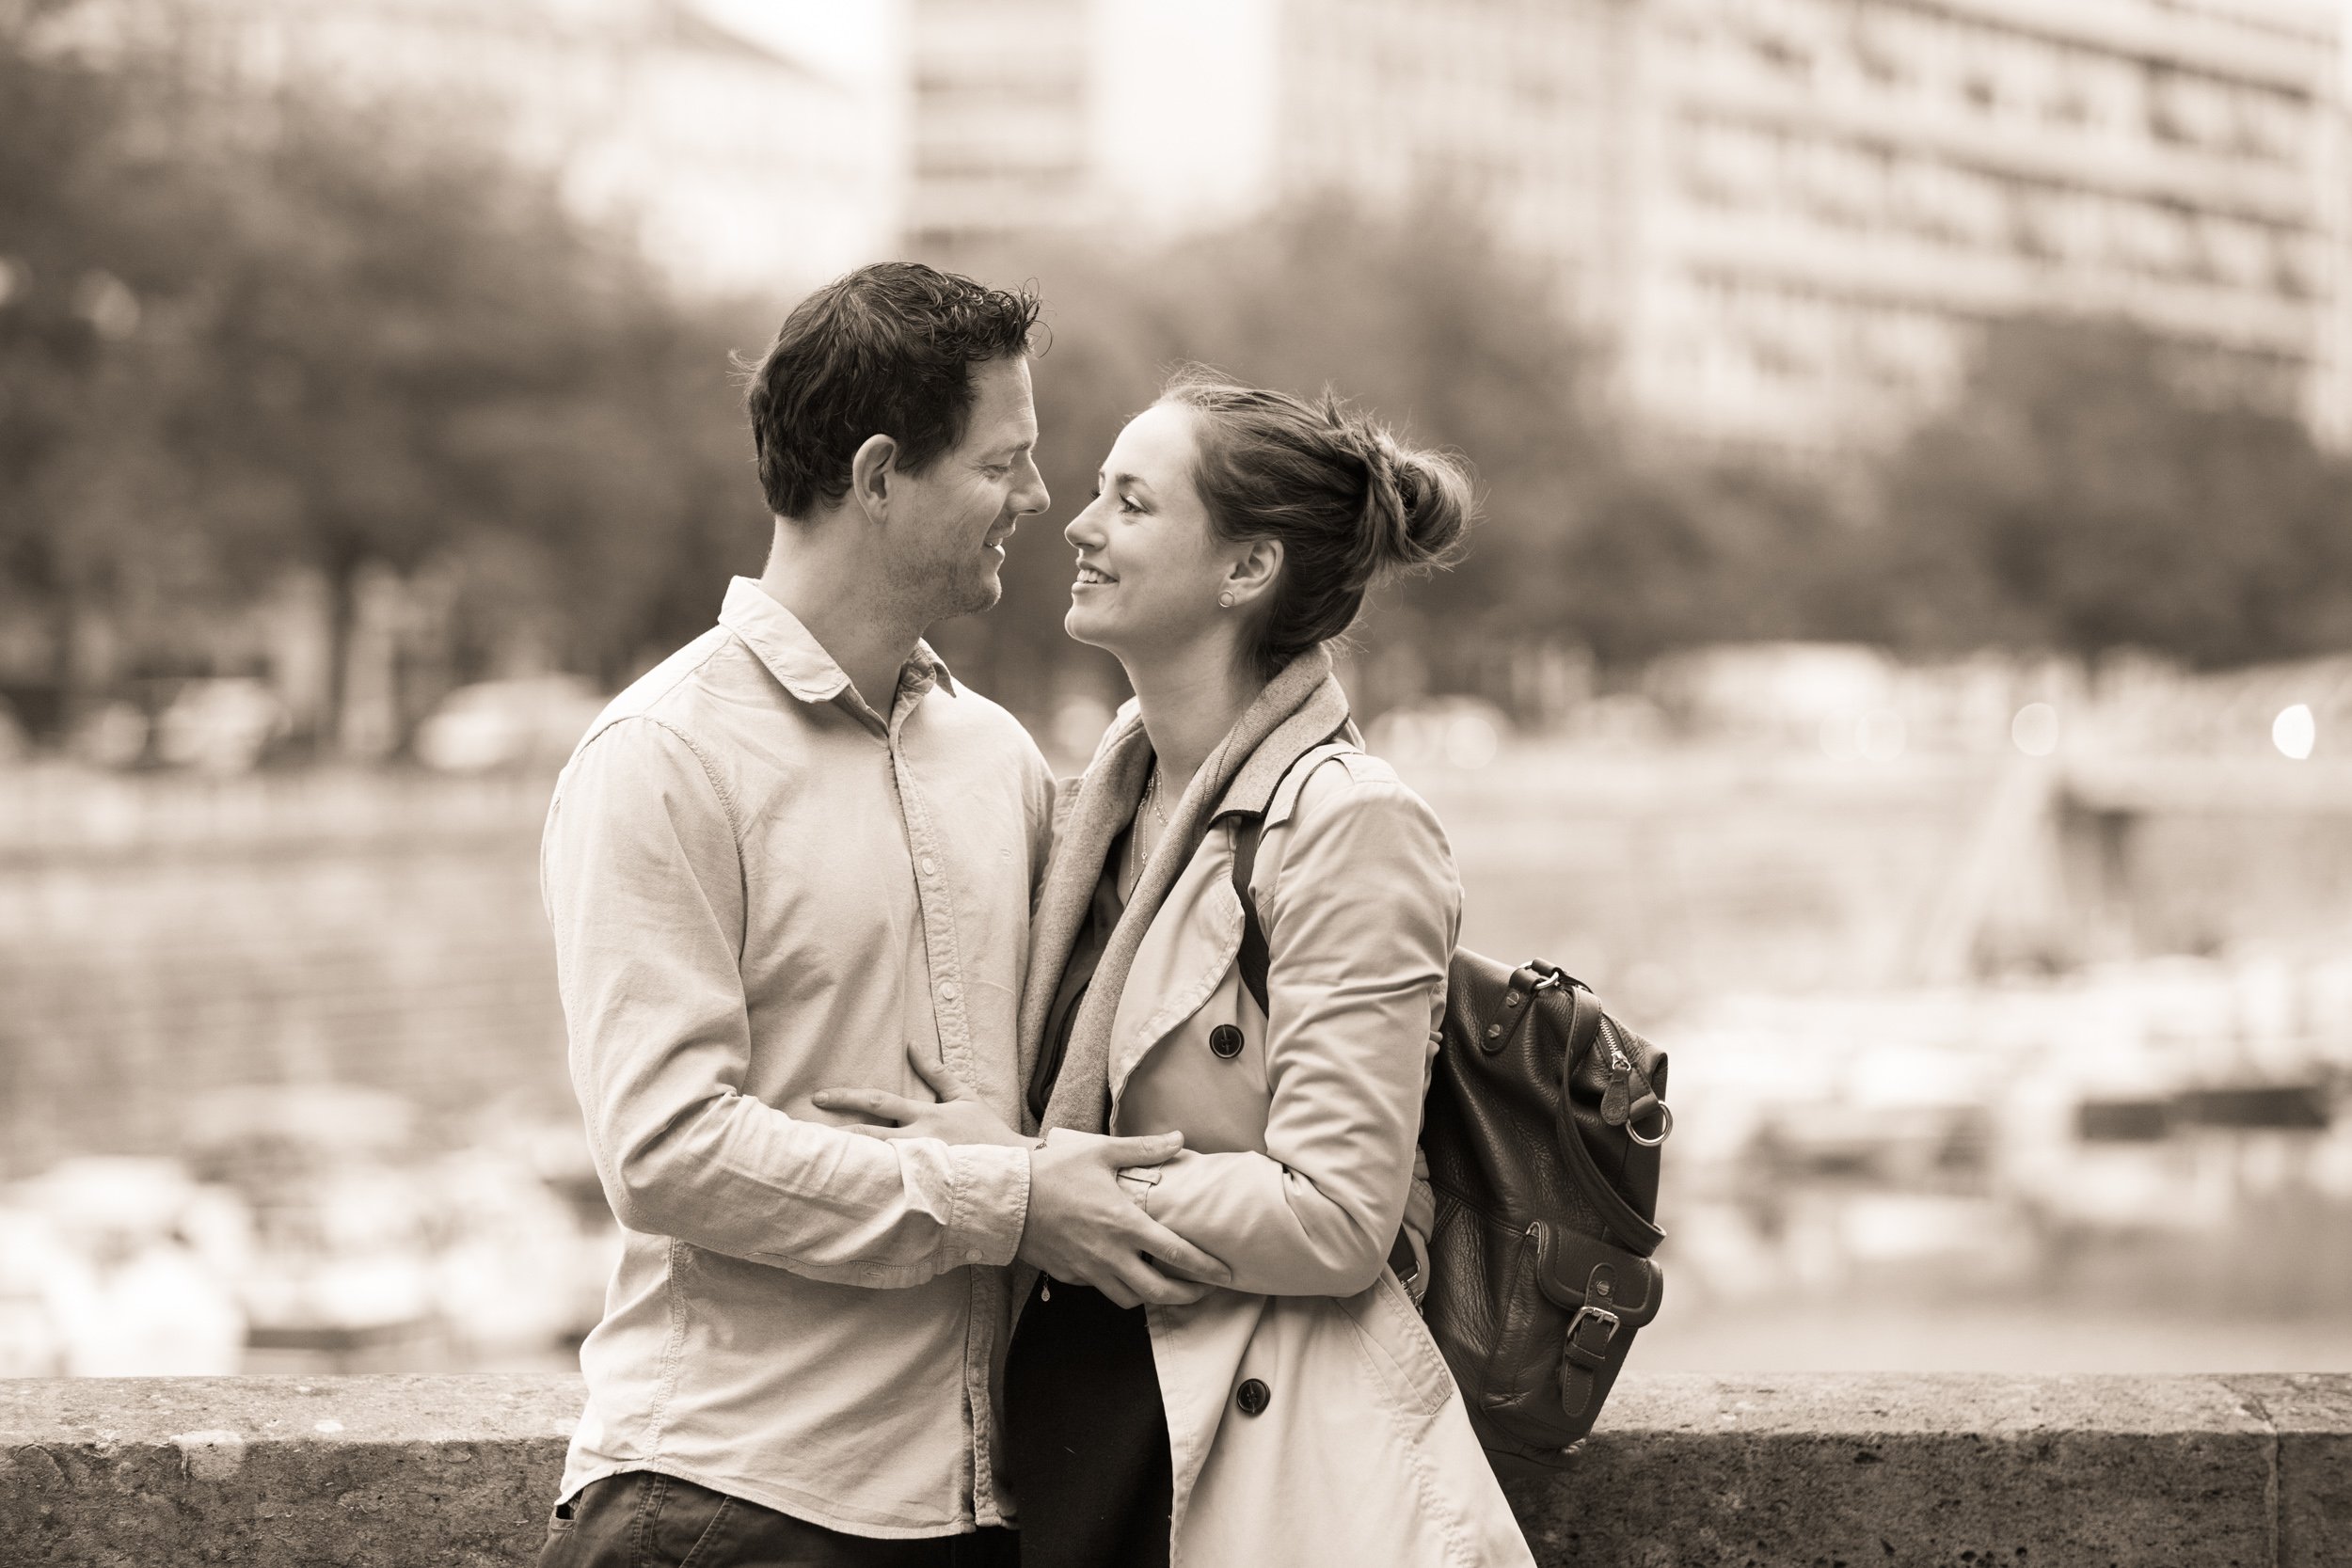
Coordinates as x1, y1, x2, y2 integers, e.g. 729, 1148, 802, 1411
1115, 1164, 1160, 1212
945, 1142, 1030, 1268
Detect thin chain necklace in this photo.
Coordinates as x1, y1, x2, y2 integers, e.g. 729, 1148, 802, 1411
1128, 761, 1170, 885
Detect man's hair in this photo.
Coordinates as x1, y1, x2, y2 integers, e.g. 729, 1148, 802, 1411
744, 262, 1043, 520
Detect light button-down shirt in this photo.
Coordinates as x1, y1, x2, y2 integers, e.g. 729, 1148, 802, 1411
542, 578, 1055, 1537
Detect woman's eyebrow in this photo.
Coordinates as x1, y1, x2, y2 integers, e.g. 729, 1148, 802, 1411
1106, 470, 1153, 495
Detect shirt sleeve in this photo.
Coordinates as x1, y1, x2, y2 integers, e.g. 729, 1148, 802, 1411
542, 716, 1030, 1287
1127, 764, 1460, 1297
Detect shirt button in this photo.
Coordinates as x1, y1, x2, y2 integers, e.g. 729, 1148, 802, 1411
964, 1249, 983, 1263
938, 981, 960, 1002
1235, 1378, 1271, 1417
1209, 1024, 1245, 1060
919, 856, 937, 877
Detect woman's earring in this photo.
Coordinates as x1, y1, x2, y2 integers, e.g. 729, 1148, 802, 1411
1218, 591, 1235, 609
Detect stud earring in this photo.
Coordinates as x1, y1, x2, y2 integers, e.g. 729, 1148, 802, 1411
1218, 592, 1234, 609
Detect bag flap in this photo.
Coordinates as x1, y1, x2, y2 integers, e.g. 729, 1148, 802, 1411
1533, 1221, 1662, 1328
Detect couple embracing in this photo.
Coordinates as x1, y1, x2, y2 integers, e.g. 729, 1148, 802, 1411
536, 262, 1537, 1568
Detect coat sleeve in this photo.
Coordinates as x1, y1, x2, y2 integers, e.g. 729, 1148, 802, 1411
1131, 763, 1459, 1297
542, 716, 1030, 1287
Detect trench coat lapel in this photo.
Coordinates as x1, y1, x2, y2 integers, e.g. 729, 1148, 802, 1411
1102, 689, 1360, 1107
1022, 650, 1346, 1139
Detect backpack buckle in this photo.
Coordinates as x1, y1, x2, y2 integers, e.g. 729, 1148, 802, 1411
1518, 959, 1579, 993
1564, 1304, 1621, 1370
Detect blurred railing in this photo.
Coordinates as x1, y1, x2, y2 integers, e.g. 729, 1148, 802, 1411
0, 763, 552, 863
0, 765, 569, 1173
4, 1372, 2345, 1566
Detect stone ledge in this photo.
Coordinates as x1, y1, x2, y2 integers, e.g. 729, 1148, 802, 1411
3, 1372, 2347, 1566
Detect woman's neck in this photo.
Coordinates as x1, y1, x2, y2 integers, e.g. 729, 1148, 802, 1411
1122, 637, 1263, 792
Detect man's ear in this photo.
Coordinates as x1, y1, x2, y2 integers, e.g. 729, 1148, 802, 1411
1225, 537, 1283, 608
848, 433, 898, 522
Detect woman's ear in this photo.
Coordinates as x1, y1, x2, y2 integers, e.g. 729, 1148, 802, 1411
848, 433, 898, 522
1224, 538, 1283, 609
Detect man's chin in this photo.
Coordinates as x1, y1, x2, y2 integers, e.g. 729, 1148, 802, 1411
944, 568, 1004, 619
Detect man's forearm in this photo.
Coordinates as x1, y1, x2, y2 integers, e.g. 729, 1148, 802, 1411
595, 1090, 1032, 1286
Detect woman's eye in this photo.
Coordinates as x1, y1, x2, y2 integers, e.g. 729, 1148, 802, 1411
1118, 493, 1143, 514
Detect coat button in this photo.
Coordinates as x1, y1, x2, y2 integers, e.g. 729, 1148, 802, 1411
1235, 1378, 1270, 1416
1209, 1024, 1245, 1060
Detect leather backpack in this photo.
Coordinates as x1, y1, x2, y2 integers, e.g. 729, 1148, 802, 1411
1226, 756, 1672, 1476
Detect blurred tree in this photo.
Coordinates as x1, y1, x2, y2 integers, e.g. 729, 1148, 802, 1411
0, 1, 768, 745
1547, 458, 1867, 669
1872, 315, 2352, 667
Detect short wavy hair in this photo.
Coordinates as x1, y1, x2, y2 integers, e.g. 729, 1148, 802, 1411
744, 262, 1042, 520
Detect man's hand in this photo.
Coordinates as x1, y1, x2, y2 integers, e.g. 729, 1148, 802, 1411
1021, 1132, 1232, 1309
812, 1046, 1028, 1148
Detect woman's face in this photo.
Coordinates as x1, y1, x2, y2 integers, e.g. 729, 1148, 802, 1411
1063, 403, 1254, 661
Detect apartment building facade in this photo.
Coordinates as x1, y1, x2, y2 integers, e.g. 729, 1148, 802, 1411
908, 0, 2347, 451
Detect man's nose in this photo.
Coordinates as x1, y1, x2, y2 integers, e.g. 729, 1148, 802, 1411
1011, 457, 1049, 518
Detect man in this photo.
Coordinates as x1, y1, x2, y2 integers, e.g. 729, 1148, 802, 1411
537, 263, 1229, 1567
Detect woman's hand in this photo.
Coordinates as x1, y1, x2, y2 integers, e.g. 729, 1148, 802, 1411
812, 1044, 1030, 1148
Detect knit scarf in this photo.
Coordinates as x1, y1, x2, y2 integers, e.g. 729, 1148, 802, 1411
1019, 646, 1349, 1137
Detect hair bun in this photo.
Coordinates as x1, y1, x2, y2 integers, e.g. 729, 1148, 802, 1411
1350, 420, 1470, 580
1158, 367, 1477, 675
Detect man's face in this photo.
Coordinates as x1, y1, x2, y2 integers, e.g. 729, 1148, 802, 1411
884, 356, 1047, 622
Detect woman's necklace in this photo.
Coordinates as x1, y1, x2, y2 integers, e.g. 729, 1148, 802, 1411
1128, 761, 1170, 887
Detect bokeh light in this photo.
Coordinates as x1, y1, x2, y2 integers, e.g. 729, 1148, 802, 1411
2011, 703, 2060, 757
2273, 704, 2316, 761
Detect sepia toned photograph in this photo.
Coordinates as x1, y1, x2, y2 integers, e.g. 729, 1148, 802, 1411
3, 0, 2350, 1562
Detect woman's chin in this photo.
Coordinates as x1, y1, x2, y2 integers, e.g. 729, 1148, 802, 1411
1063, 604, 1113, 650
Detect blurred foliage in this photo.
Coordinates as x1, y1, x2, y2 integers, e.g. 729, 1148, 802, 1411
0, 1, 767, 736
1868, 315, 2352, 669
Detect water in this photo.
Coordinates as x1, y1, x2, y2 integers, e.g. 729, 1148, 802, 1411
3, 748, 2347, 1374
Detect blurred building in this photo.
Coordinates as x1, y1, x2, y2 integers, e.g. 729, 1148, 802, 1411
123, 0, 898, 298
910, 0, 2347, 451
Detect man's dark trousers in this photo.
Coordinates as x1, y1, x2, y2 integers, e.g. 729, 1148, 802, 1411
538, 1472, 1020, 1568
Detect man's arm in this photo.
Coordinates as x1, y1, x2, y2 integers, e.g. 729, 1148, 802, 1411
543, 716, 1028, 1289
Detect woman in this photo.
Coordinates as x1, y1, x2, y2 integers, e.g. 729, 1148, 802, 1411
830, 370, 1535, 1567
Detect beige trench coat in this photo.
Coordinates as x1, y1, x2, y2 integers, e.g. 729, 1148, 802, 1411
1030, 702, 1536, 1568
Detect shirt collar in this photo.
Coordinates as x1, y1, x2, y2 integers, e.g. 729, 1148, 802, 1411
717, 577, 958, 706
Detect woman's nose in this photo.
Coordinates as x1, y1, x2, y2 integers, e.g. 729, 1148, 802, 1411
1064, 499, 1104, 549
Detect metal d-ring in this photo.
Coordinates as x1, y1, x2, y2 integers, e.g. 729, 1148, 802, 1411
1626, 1103, 1673, 1148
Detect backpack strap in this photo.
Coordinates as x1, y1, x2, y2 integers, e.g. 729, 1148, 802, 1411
1224, 735, 1353, 1016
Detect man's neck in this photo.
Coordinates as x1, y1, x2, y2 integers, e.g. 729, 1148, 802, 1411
1123, 636, 1263, 797
756, 516, 924, 715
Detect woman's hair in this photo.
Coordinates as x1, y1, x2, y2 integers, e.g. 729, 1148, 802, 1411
1159, 367, 1472, 674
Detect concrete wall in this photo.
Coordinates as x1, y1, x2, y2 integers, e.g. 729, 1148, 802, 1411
4, 1372, 2346, 1566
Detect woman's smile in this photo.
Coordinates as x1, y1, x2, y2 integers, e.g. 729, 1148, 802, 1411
1073, 560, 1118, 589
